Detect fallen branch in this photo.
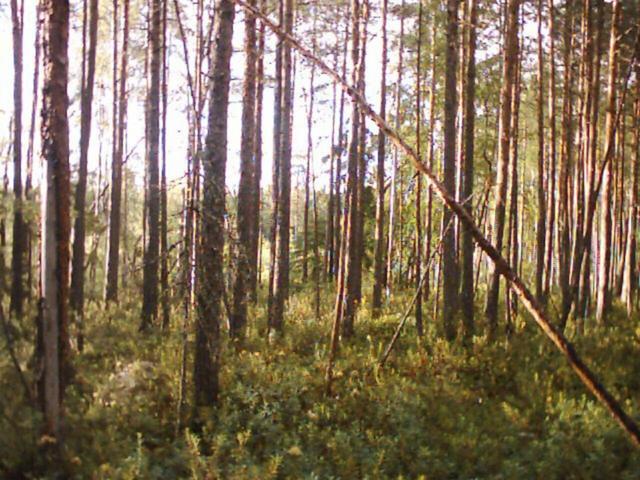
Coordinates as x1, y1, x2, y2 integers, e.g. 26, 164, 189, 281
231, 0, 640, 447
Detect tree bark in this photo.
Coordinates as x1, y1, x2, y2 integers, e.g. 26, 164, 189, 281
160, 0, 170, 331
622, 74, 639, 314
340, 0, 364, 338
249, 0, 266, 300
443, 0, 461, 340
595, 0, 620, 324
559, 0, 574, 328
385, 0, 404, 292
106, 0, 129, 304
535, 0, 546, 303
543, 0, 558, 302
372, 0, 388, 316
40, 0, 71, 441
70, 0, 99, 351
232, 0, 258, 337
269, 0, 294, 333
485, 0, 519, 337
267, 0, 284, 326
414, 0, 424, 336
10, 0, 26, 316
194, 0, 235, 410
302, 22, 317, 283
460, 0, 477, 337
141, 0, 162, 330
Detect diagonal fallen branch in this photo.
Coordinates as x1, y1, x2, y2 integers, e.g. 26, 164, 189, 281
231, 0, 640, 447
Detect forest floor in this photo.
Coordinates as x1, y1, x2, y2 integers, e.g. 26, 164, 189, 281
2, 285, 640, 478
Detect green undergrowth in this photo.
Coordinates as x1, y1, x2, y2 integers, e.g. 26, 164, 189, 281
1, 287, 640, 478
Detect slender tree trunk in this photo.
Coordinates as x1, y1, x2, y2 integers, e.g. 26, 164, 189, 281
414, 0, 424, 336
340, 0, 364, 338
160, 0, 170, 331
622, 77, 639, 314
250, 0, 266, 300
302, 19, 317, 283
232, 0, 258, 336
353, 1, 368, 307
386, 0, 404, 292
141, 0, 162, 330
559, 0, 574, 329
334, 17, 349, 280
424, 22, 436, 303
325, 46, 339, 281
70, 0, 99, 351
24, 4, 41, 301
327, 0, 362, 392
106, 0, 129, 304
267, 0, 284, 326
535, 0, 546, 303
269, 0, 294, 333
506, 29, 522, 333
485, 0, 519, 337
460, 0, 477, 337
194, 0, 235, 410
10, 0, 26, 316
443, 0, 461, 340
372, 0, 388, 316
578, 0, 604, 320
595, 0, 620, 323
40, 0, 71, 442
543, 0, 558, 302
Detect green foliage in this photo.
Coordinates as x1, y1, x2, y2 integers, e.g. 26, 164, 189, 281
1, 287, 640, 478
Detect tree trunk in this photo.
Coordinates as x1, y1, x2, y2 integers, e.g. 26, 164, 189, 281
543, 0, 558, 302
250, 0, 266, 300
70, 0, 99, 351
25, 3, 41, 301
269, 0, 294, 333
160, 0, 170, 331
622, 76, 639, 314
40, 0, 71, 441
325, 45, 338, 282
414, 0, 424, 336
194, 0, 235, 410
506, 29, 522, 333
232, 0, 258, 337
267, 0, 284, 326
302, 23, 317, 283
443, 0, 461, 340
106, 0, 129, 304
372, 0, 388, 316
10, 0, 26, 316
424, 21, 436, 303
353, 1, 368, 307
327, 0, 362, 392
535, 0, 546, 303
460, 0, 477, 337
595, 0, 620, 324
386, 0, 405, 292
485, 0, 518, 337
340, 0, 364, 338
141, 0, 162, 331
558, 0, 574, 329
334, 17, 349, 280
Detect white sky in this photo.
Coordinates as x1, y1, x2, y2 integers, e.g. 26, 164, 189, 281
0, 1, 387, 195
